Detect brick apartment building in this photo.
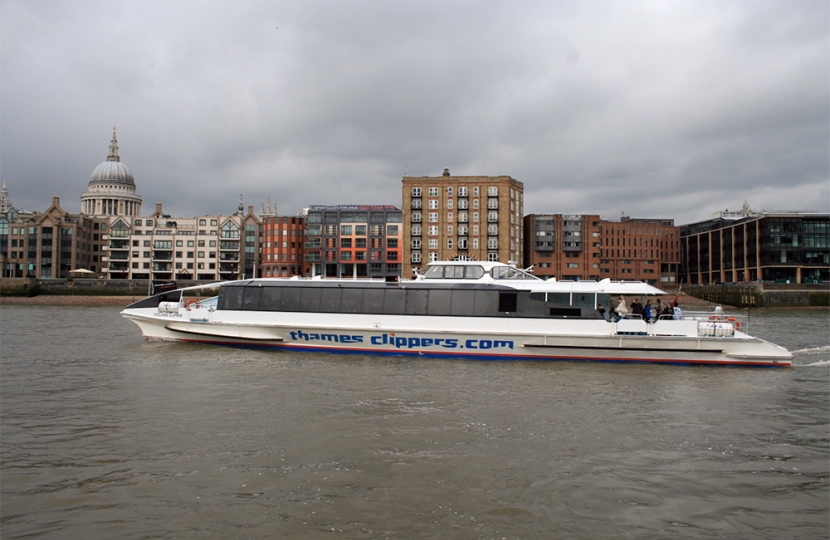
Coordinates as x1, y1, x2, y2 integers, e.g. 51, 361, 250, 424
402, 168, 523, 277
524, 213, 680, 285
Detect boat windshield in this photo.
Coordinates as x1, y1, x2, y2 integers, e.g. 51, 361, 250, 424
423, 265, 486, 279
490, 266, 538, 280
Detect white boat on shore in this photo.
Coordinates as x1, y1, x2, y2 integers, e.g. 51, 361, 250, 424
121, 260, 792, 367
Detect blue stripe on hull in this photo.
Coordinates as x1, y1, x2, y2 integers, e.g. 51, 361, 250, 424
172, 338, 787, 368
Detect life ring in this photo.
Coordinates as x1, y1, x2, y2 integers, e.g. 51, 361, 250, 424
708, 315, 721, 321
726, 317, 739, 330
185, 299, 199, 310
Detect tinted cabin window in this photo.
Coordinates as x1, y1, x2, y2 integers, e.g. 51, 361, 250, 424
547, 293, 570, 305
405, 289, 428, 315
445, 266, 465, 279
221, 287, 244, 310
450, 290, 476, 316
473, 291, 496, 316
383, 288, 406, 314
572, 293, 596, 309
320, 288, 342, 313
362, 289, 384, 313
261, 287, 282, 311
427, 289, 452, 315
280, 287, 301, 311
300, 287, 321, 312
341, 288, 363, 313
465, 266, 485, 279
498, 292, 518, 312
242, 287, 261, 310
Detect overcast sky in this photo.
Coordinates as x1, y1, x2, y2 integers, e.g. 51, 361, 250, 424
2, 0, 828, 225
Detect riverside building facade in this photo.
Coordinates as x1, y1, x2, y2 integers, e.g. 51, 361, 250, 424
260, 201, 304, 277
402, 169, 524, 277
0, 193, 101, 279
680, 210, 830, 284
523, 214, 680, 285
302, 205, 403, 279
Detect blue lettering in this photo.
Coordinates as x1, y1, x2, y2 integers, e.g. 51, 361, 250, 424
395, 337, 407, 348
352, 335, 363, 343
443, 339, 458, 349
479, 340, 492, 349
421, 338, 433, 347
371, 336, 382, 345
320, 334, 339, 342
408, 337, 420, 348
466, 339, 478, 349
493, 340, 513, 349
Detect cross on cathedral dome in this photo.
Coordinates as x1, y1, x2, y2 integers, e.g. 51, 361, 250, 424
89, 128, 135, 186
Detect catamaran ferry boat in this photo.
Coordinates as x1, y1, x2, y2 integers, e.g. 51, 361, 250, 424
121, 260, 792, 367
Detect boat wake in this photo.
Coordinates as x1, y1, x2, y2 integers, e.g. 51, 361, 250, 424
798, 360, 830, 368
792, 345, 830, 355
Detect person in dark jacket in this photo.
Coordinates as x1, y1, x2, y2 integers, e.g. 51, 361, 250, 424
631, 299, 643, 318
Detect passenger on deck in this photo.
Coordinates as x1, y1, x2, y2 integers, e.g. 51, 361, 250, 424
643, 300, 654, 322
631, 299, 643, 319
614, 296, 628, 321
673, 302, 683, 320
597, 304, 607, 320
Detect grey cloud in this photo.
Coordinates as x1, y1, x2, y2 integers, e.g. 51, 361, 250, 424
1, 0, 826, 224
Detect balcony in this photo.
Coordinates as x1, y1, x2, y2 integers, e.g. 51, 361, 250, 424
152, 262, 173, 272
109, 240, 129, 250
108, 252, 129, 260
152, 252, 173, 261
108, 262, 129, 272
304, 252, 321, 262
219, 263, 238, 273
219, 253, 239, 262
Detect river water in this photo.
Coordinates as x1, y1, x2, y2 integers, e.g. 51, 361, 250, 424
1, 306, 828, 539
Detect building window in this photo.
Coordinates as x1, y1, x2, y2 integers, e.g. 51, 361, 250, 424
429, 187, 439, 197
459, 186, 468, 197
428, 226, 438, 236
428, 213, 438, 223
412, 187, 422, 197
488, 186, 498, 197
429, 200, 439, 209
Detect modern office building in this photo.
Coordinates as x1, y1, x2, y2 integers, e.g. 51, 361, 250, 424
523, 214, 680, 284
680, 210, 830, 283
302, 205, 403, 278
402, 168, 524, 277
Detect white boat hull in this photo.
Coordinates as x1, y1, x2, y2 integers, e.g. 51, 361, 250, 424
122, 306, 793, 368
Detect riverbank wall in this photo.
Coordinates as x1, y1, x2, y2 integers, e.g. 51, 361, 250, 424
682, 283, 830, 308
0, 278, 205, 298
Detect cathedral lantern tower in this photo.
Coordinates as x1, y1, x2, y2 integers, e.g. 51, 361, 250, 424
81, 128, 142, 217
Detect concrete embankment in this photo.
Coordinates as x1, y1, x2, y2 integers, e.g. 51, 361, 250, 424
682, 283, 830, 308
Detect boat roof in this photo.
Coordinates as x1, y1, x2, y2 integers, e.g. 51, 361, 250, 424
171, 260, 665, 297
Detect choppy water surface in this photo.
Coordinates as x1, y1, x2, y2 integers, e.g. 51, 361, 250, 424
1, 306, 828, 539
